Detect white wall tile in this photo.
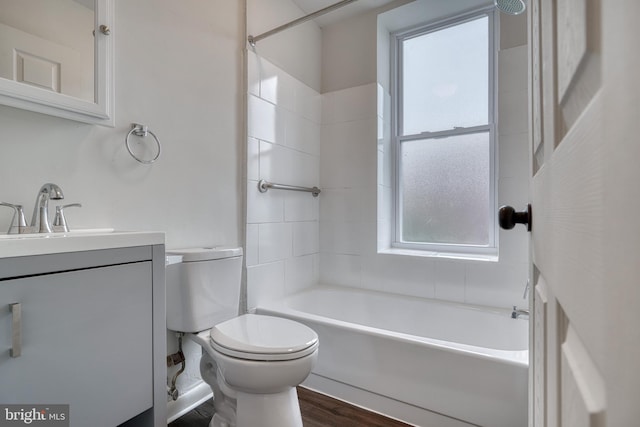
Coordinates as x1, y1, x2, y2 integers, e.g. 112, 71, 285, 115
321, 118, 378, 189
377, 84, 385, 118
247, 137, 260, 181
376, 185, 391, 222
247, 54, 322, 308
498, 45, 528, 94
285, 255, 317, 294
248, 94, 285, 143
296, 84, 322, 123
498, 176, 529, 208
289, 149, 320, 188
499, 132, 528, 179
260, 73, 281, 109
378, 136, 392, 189
464, 262, 528, 308
247, 261, 285, 310
259, 141, 292, 184
246, 224, 259, 266
247, 51, 260, 97
292, 221, 319, 256
377, 219, 391, 251
353, 184, 375, 224
497, 89, 528, 135
258, 58, 296, 111
360, 254, 435, 298
323, 83, 378, 124
285, 192, 319, 222
320, 220, 363, 255
286, 111, 321, 156
320, 188, 361, 221
357, 221, 379, 257
319, 253, 361, 287
260, 142, 319, 189
258, 222, 293, 263
433, 260, 466, 303
247, 179, 284, 224
498, 228, 529, 266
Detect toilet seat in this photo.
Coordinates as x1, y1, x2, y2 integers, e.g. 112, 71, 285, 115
209, 314, 318, 361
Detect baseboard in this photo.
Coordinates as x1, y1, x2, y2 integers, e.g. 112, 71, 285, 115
167, 382, 213, 423
302, 373, 475, 427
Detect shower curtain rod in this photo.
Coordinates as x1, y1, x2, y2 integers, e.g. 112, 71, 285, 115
248, 0, 359, 46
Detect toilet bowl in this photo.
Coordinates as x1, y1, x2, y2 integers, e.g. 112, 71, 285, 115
166, 248, 318, 427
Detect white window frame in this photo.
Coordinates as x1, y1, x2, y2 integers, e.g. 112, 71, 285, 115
390, 7, 498, 257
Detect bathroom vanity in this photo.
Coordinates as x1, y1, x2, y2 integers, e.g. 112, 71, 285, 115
0, 231, 165, 427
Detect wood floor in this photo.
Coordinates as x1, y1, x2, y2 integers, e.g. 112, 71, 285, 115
169, 386, 412, 427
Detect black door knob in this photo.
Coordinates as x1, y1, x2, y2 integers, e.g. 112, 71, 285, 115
499, 204, 532, 232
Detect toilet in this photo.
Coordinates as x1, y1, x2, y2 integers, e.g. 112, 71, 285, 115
165, 247, 318, 427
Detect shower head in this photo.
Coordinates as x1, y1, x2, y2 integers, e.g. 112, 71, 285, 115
494, 0, 526, 15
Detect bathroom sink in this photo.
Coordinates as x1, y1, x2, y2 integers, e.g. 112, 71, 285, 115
0, 229, 164, 258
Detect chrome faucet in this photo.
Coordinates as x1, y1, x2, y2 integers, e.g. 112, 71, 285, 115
511, 280, 531, 319
30, 183, 64, 233
0, 202, 28, 234
511, 305, 529, 319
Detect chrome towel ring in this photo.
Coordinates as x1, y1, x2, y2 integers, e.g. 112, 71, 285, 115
125, 123, 161, 164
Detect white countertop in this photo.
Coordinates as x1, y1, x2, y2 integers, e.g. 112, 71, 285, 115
0, 229, 165, 259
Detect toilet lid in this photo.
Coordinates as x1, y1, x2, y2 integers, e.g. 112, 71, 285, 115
210, 314, 318, 361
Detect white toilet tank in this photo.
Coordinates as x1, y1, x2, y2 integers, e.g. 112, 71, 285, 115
166, 247, 243, 333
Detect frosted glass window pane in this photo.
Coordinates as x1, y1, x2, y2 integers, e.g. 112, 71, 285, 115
400, 132, 490, 245
402, 17, 488, 135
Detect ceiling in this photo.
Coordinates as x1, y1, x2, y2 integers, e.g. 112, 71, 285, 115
72, 0, 95, 11
290, 0, 400, 26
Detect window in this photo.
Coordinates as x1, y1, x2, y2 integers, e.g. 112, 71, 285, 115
391, 9, 496, 255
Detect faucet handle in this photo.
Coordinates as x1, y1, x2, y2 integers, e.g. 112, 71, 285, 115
53, 203, 82, 233
523, 279, 530, 300
0, 202, 28, 234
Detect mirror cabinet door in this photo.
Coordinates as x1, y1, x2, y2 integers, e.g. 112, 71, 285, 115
0, 0, 114, 126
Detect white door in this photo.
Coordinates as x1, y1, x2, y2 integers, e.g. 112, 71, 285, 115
526, 1, 640, 426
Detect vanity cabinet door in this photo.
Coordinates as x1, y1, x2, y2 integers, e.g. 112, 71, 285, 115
0, 261, 153, 427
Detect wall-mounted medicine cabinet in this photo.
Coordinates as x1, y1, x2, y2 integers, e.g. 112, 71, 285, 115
0, 0, 114, 126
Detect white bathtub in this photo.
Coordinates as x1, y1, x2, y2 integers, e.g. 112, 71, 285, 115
257, 285, 528, 427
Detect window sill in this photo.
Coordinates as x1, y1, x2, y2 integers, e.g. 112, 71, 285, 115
378, 247, 498, 262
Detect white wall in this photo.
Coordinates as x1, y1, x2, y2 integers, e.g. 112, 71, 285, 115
247, 0, 322, 91
0, 0, 244, 250
0, 0, 244, 418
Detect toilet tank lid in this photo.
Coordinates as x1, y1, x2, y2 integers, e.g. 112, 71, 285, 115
166, 247, 243, 262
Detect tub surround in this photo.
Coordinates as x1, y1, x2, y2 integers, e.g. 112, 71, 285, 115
246, 42, 529, 311
246, 50, 322, 308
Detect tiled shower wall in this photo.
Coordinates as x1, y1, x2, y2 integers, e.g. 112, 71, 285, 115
246, 45, 529, 310
320, 44, 530, 309
245, 51, 321, 310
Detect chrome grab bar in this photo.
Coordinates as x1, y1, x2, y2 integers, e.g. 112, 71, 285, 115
258, 179, 321, 197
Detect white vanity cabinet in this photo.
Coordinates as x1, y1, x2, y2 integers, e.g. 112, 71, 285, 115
0, 234, 165, 427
